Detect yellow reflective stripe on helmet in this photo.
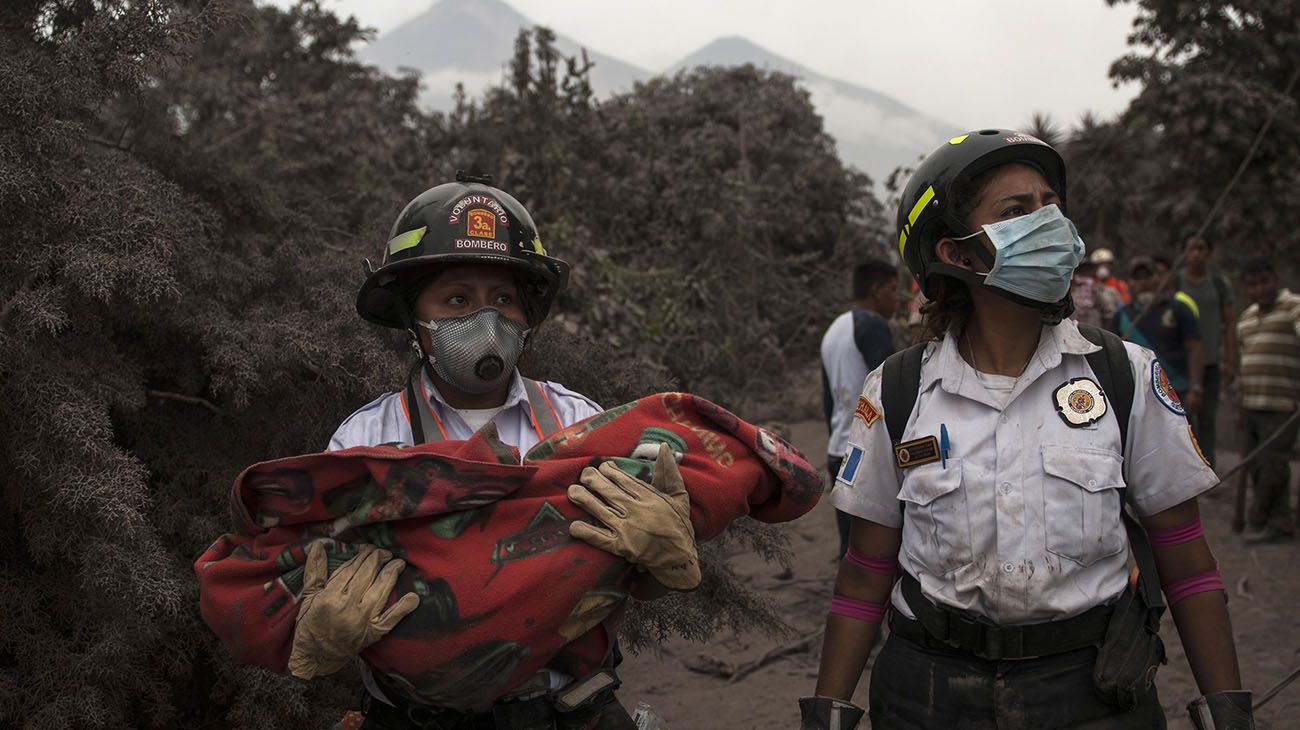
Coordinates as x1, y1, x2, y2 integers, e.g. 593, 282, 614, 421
1175, 290, 1200, 318
908, 186, 935, 226
530, 236, 546, 255
387, 226, 427, 255
949, 134, 969, 145
898, 228, 908, 256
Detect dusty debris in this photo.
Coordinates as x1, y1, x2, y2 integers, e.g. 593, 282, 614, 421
680, 631, 823, 683
681, 653, 734, 678
728, 631, 824, 683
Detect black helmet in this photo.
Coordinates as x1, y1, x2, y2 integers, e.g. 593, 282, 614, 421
897, 129, 1067, 300
357, 173, 571, 329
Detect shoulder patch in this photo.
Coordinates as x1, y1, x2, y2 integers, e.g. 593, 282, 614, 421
854, 395, 881, 428
1151, 360, 1185, 416
837, 445, 864, 485
1188, 425, 1210, 466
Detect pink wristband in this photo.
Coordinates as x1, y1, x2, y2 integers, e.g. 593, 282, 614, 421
1161, 569, 1226, 606
1148, 517, 1205, 547
843, 546, 900, 577
829, 595, 887, 624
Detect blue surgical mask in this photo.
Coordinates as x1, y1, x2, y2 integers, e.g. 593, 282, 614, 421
954, 204, 1085, 304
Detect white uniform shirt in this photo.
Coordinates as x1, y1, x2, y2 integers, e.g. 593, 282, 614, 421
328, 369, 602, 456
833, 319, 1218, 624
328, 368, 602, 702
822, 309, 894, 458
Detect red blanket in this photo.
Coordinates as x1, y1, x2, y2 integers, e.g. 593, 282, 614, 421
195, 393, 821, 709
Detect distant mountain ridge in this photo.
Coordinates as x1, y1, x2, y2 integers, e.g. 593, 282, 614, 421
361, 0, 957, 182
358, 0, 650, 109
669, 36, 956, 183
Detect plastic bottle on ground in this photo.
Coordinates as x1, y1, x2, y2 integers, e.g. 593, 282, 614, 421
632, 701, 667, 729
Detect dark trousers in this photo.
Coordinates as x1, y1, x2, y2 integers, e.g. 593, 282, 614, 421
359, 695, 635, 730
1245, 408, 1300, 533
1192, 365, 1221, 467
867, 632, 1166, 730
828, 456, 850, 558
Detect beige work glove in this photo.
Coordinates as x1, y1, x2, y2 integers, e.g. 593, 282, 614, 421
567, 443, 700, 590
288, 542, 420, 680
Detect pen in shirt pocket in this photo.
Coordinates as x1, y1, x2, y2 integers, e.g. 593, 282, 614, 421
940, 423, 949, 468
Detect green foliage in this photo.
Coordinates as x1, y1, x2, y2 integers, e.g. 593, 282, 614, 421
1067, 0, 1299, 262
2, 2, 880, 726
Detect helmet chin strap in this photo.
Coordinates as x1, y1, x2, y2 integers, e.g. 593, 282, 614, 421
396, 306, 436, 376
928, 261, 1074, 325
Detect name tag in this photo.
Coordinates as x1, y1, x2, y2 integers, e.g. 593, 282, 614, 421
894, 436, 940, 469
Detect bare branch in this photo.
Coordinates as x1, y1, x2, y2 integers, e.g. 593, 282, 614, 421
146, 389, 220, 414
84, 134, 131, 151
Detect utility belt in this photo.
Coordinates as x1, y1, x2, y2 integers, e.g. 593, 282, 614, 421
890, 573, 1112, 661
365, 668, 621, 730
893, 571, 1167, 710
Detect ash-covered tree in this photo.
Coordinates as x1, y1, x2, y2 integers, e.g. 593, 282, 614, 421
1, 3, 887, 728
1065, 0, 1299, 262
1, 1, 432, 726
444, 32, 889, 412
562, 65, 887, 412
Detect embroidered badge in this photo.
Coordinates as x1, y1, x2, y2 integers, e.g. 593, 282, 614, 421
1053, 377, 1108, 427
894, 435, 940, 469
1151, 361, 1185, 416
466, 208, 497, 238
837, 445, 864, 485
1188, 424, 1210, 466
854, 395, 881, 428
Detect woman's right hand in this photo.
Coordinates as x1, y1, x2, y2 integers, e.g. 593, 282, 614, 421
287, 542, 420, 679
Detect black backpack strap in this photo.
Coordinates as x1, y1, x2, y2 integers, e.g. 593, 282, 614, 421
404, 368, 444, 445
1075, 323, 1164, 617
881, 343, 928, 445
1076, 323, 1134, 454
522, 378, 561, 437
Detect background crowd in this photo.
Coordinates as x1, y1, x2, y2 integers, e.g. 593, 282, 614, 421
823, 238, 1300, 556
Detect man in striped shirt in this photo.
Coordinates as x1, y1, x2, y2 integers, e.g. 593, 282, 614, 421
1237, 258, 1300, 543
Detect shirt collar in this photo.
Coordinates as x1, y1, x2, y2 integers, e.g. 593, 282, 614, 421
924, 318, 1101, 395
422, 368, 530, 413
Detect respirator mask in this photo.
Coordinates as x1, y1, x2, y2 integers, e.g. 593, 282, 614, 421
416, 308, 530, 394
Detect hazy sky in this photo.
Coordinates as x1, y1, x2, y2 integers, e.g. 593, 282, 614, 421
271, 0, 1144, 128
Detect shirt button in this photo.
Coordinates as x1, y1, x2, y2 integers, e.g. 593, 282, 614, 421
1087, 479, 1098, 488
1002, 562, 1015, 573
1000, 482, 1012, 494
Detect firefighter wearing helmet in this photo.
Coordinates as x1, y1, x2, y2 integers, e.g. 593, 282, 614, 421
801, 131, 1254, 730
290, 173, 694, 730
